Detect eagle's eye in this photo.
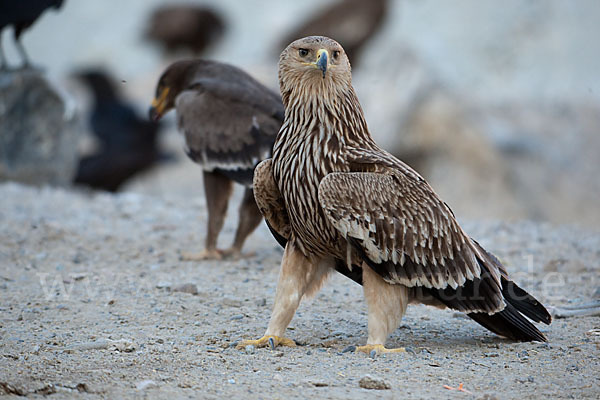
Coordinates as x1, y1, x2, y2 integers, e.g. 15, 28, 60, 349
298, 48, 309, 57
332, 50, 340, 60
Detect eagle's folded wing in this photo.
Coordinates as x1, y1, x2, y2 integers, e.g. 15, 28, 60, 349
177, 80, 283, 186
253, 159, 291, 246
318, 170, 506, 314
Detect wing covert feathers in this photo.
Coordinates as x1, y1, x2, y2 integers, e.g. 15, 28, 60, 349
176, 71, 283, 185
318, 171, 508, 314
253, 159, 291, 243
317, 170, 550, 338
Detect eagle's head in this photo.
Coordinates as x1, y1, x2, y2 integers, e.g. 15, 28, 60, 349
149, 59, 201, 122
278, 36, 352, 108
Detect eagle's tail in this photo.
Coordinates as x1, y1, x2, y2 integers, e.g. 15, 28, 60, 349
467, 278, 551, 342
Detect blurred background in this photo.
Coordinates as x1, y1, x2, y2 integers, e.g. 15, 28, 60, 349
1, 0, 599, 228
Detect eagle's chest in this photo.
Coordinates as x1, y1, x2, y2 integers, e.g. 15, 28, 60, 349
273, 132, 347, 256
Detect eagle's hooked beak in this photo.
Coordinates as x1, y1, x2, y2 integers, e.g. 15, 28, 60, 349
316, 49, 328, 78
149, 87, 170, 122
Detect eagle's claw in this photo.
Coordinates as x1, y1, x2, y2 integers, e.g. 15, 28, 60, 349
236, 335, 296, 350
356, 344, 406, 355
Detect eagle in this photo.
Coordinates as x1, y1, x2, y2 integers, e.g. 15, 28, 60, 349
149, 59, 284, 259
144, 5, 225, 56
239, 36, 551, 354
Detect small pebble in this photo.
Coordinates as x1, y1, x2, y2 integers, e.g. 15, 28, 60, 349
245, 345, 255, 354
155, 281, 171, 289
136, 380, 157, 390
485, 352, 499, 357
172, 283, 198, 295
255, 298, 267, 307
222, 298, 242, 307
230, 315, 243, 321
359, 375, 391, 390
342, 345, 356, 353
228, 379, 235, 384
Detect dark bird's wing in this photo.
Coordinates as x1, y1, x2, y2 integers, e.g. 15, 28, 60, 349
318, 161, 550, 340
176, 76, 283, 186
145, 6, 225, 54
278, 0, 387, 65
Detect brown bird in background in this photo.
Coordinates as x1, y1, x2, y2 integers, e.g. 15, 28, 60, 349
145, 5, 225, 55
278, 0, 387, 67
239, 36, 551, 354
0, 0, 64, 68
149, 59, 284, 260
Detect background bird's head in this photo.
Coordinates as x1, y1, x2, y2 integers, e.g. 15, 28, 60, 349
278, 36, 352, 108
149, 59, 200, 122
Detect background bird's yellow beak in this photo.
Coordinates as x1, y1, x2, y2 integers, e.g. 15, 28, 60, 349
149, 87, 170, 121
316, 49, 328, 78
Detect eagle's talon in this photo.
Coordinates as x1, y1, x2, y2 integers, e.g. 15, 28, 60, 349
356, 344, 406, 355
235, 335, 296, 350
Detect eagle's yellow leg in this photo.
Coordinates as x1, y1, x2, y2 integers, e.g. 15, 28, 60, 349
236, 335, 296, 349
356, 344, 406, 354
361, 264, 409, 354
237, 243, 330, 350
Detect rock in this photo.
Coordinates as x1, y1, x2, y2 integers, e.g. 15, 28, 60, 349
244, 345, 255, 354
136, 380, 158, 390
111, 339, 136, 352
222, 297, 242, 307
255, 298, 267, 307
303, 380, 329, 387
172, 283, 198, 295
155, 281, 172, 289
359, 375, 391, 390
0, 70, 77, 186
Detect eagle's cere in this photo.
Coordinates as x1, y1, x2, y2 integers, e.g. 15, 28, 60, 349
150, 59, 284, 260
239, 36, 552, 353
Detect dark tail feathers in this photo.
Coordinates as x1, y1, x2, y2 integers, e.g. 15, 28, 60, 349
467, 278, 551, 342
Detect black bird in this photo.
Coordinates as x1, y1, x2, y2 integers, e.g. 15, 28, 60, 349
0, 0, 64, 69
144, 5, 225, 55
74, 69, 167, 192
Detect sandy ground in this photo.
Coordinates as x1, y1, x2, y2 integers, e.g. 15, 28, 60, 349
0, 182, 599, 399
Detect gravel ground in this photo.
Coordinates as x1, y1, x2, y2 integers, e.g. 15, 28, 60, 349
1, 182, 599, 399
